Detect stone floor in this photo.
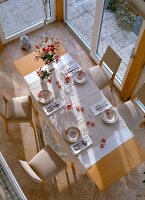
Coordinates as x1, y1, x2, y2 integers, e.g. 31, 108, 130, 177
0, 22, 145, 200
67, 0, 141, 81
0, 0, 46, 37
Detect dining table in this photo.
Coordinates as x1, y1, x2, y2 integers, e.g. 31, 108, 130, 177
14, 52, 145, 191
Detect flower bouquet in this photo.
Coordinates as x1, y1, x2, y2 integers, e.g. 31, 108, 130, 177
34, 38, 60, 66
36, 68, 51, 82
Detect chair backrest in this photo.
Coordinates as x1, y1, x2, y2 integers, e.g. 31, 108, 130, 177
29, 145, 66, 182
100, 46, 122, 74
135, 82, 145, 105
19, 160, 43, 183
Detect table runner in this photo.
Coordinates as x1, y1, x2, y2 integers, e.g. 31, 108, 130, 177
78, 127, 133, 169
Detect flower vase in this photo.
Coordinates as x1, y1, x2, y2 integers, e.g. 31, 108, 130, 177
47, 62, 55, 72
40, 78, 48, 84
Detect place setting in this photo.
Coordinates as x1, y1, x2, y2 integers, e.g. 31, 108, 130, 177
101, 108, 118, 124
64, 63, 80, 75
72, 70, 87, 84
37, 89, 54, 104
61, 69, 87, 85
64, 126, 92, 154
36, 88, 64, 116
90, 99, 112, 117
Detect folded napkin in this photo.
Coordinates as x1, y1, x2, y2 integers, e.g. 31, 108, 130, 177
64, 63, 80, 74
70, 135, 92, 154
90, 99, 111, 116
43, 98, 64, 116
78, 127, 133, 169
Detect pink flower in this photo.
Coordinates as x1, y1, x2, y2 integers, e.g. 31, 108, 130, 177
34, 38, 60, 64
86, 121, 95, 126
100, 143, 105, 148
99, 138, 106, 149
76, 106, 84, 112
101, 138, 106, 143
66, 104, 72, 110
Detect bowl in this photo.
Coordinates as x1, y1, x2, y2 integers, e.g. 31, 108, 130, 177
102, 108, 118, 124
73, 70, 87, 84
65, 127, 81, 143
38, 90, 54, 104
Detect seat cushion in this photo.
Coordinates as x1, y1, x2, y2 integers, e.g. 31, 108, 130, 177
115, 100, 144, 129
89, 65, 112, 90
19, 160, 43, 183
6, 96, 32, 121
29, 145, 66, 182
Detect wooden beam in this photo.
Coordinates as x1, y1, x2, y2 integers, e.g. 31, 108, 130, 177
56, 0, 63, 22
120, 30, 145, 101
0, 38, 3, 50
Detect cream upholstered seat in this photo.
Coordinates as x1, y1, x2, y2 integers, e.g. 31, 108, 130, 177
19, 145, 67, 184
115, 83, 145, 129
89, 46, 122, 91
0, 95, 34, 132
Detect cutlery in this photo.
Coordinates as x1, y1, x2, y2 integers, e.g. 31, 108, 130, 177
96, 102, 108, 110
47, 103, 60, 112
66, 64, 79, 73
74, 141, 88, 150
68, 66, 79, 73
46, 105, 53, 110
53, 103, 59, 108
74, 142, 88, 151
47, 107, 54, 112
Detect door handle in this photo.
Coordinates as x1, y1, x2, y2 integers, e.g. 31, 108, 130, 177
130, 47, 136, 58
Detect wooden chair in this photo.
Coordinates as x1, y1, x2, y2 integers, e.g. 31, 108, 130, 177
115, 83, 145, 129
89, 46, 122, 91
19, 145, 67, 189
0, 95, 35, 132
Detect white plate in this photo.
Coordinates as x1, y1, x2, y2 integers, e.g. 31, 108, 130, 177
73, 70, 87, 84
102, 108, 118, 124
38, 90, 54, 104
65, 127, 81, 143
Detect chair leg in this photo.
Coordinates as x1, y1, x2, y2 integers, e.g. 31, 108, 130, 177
41, 181, 47, 192
0, 113, 8, 132
71, 162, 75, 169
139, 119, 145, 128
30, 120, 35, 131
110, 82, 113, 93
5, 121, 8, 132
30, 120, 40, 152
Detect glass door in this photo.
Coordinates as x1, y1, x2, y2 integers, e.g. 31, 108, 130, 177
64, 0, 144, 88
0, 0, 55, 43
64, 0, 97, 48
94, 0, 144, 85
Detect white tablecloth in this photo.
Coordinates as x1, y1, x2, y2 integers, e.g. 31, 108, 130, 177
25, 54, 134, 171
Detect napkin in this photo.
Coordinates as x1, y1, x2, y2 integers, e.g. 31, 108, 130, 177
43, 98, 64, 116
90, 99, 111, 116
70, 135, 92, 154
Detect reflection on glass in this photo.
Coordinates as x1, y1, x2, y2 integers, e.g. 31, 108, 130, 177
66, 0, 97, 47
0, 0, 50, 37
97, 0, 143, 81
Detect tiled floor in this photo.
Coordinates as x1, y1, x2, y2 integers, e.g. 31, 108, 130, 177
0, 22, 145, 200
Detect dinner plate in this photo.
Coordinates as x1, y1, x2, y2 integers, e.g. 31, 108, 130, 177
38, 90, 54, 104
73, 70, 87, 84
65, 127, 81, 143
102, 108, 118, 124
